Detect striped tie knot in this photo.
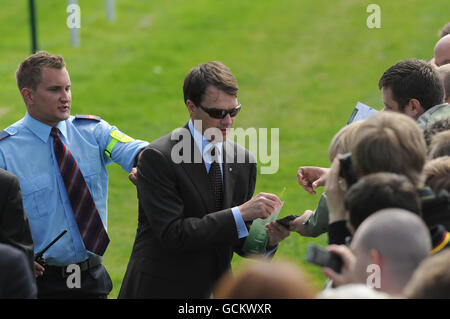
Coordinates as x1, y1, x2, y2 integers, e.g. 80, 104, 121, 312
50, 127, 59, 138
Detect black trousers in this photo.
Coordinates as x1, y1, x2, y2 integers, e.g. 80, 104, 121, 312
36, 264, 112, 299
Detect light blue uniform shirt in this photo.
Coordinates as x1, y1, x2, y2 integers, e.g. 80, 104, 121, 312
0, 113, 148, 266
188, 120, 248, 239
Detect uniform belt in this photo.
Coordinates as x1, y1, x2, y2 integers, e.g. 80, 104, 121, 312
44, 256, 102, 278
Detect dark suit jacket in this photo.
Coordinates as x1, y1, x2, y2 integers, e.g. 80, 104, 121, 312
119, 124, 257, 298
0, 243, 37, 298
0, 169, 34, 274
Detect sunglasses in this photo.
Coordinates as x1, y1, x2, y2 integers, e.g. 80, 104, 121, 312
198, 103, 241, 119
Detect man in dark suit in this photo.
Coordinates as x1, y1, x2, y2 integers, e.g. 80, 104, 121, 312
0, 243, 37, 298
0, 168, 35, 276
119, 61, 288, 298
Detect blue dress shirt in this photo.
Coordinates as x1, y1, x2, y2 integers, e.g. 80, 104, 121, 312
188, 120, 248, 239
0, 113, 148, 266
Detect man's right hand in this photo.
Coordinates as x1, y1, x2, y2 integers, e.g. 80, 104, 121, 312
289, 210, 313, 236
297, 166, 329, 194
238, 193, 282, 221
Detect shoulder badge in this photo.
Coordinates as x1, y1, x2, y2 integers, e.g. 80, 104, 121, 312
0, 130, 11, 141
74, 114, 101, 121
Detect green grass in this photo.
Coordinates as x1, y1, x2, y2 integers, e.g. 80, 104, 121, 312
0, 0, 447, 298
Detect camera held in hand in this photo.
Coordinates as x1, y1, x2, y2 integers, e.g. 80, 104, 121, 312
338, 152, 358, 189
306, 244, 343, 273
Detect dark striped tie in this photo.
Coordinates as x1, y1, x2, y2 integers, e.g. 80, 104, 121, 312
208, 146, 223, 211
51, 127, 109, 255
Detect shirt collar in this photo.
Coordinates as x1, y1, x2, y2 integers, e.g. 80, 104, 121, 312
188, 119, 223, 163
23, 112, 68, 143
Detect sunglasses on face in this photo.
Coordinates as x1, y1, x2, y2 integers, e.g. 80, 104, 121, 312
198, 103, 241, 119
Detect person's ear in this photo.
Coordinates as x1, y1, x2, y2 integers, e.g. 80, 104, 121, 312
404, 98, 424, 119
186, 99, 196, 115
21, 88, 34, 106
369, 249, 382, 268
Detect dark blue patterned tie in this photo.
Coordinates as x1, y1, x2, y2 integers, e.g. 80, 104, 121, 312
208, 146, 223, 211
51, 127, 109, 255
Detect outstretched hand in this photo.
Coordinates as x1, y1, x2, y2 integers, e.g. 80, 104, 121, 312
265, 221, 291, 247
297, 166, 329, 194
289, 210, 313, 236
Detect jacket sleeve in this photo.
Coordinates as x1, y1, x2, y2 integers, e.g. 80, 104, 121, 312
328, 220, 351, 245
0, 244, 37, 298
0, 172, 35, 274
232, 160, 257, 257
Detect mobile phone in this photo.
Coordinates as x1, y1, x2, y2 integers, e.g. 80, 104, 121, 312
306, 244, 342, 273
276, 214, 299, 228
338, 152, 358, 188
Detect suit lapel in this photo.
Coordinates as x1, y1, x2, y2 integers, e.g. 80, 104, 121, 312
222, 141, 236, 209
178, 124, 216, 213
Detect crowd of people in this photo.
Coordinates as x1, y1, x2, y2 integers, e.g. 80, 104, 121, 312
0, 21, 449, 299
262, 21, 450, 299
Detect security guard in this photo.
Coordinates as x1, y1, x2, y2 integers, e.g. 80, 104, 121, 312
0, 51, 148, 298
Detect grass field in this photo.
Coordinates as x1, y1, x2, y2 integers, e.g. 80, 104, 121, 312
0, 0, 448, 298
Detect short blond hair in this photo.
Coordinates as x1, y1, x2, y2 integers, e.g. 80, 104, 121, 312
423, 156, 450, 193
429, 129, 450, 159
328, 121, 363, 162
403, 249, 450, 299
437, 64, 450, 102
352, 112, 427, 187
16, 51, 65, 91
214, 259, 317, 299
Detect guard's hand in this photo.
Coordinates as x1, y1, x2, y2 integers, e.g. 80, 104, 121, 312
34, 261, 45, 277
266, 221, 290, 246
128, 167, 138, 185
128, 150, 144, 186
297, 166, 329, 194
238, 193, 282, 221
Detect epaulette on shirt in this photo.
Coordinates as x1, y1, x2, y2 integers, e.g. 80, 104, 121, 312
0, 130, 11, 141
74, 114, 101, 121
430, 224, 450, 255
